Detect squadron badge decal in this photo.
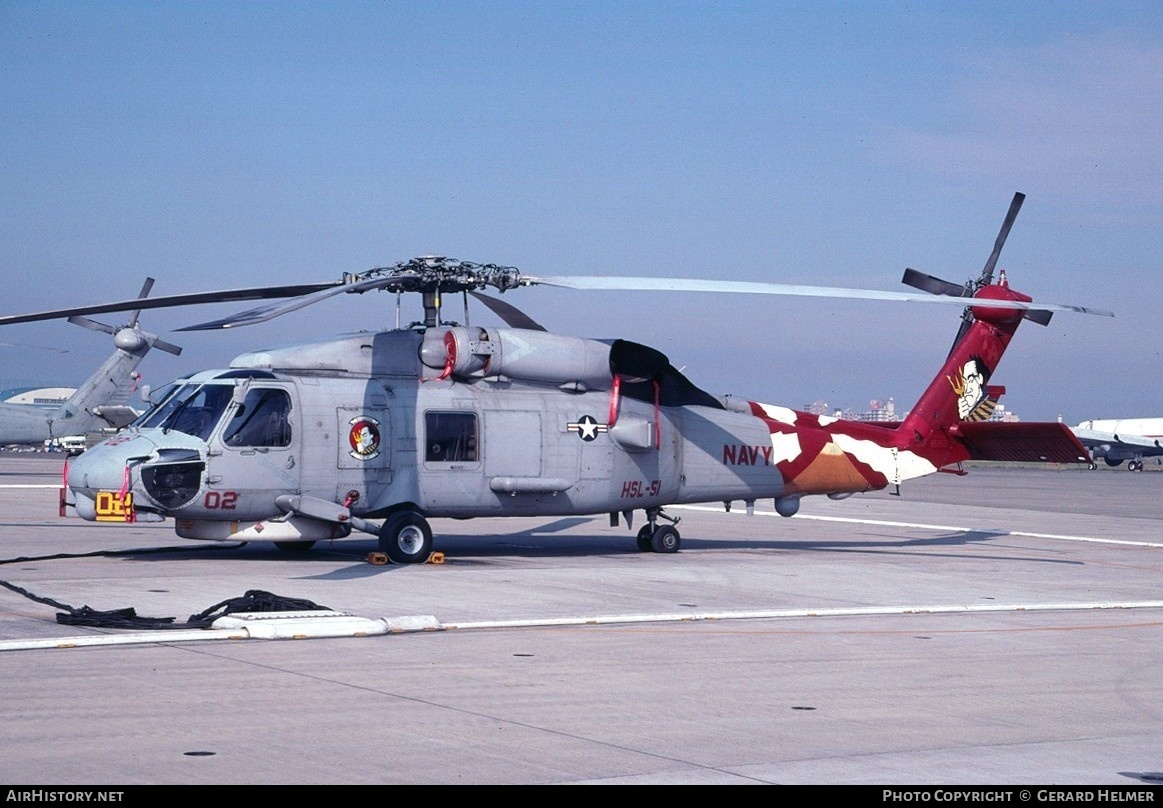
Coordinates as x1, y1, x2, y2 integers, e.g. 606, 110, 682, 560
348, 416, 382, 460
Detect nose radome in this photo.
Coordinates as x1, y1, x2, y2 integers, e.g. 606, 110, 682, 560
67, 429, 209, 512
66, 432, 159, 494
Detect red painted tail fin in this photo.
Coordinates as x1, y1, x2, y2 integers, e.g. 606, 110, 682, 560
899, 274, 1089, 468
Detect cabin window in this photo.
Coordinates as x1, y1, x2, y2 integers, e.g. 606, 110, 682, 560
425, 412, 477, 462
223, 388, 293, 448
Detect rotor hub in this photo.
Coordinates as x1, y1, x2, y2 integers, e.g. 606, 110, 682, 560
348, 257, 532, 329
352, 256, 529, 296
971, 282, 1032, 325
113, 326, 148, 353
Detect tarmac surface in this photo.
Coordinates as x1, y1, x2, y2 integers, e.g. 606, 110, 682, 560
0, 453, 1161, 785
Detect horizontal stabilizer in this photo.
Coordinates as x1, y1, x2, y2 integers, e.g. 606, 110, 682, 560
949, 422, 1090, 464
90, 405, 141, 429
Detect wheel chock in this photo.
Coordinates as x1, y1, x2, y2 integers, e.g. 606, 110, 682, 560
367, 552, 443, 565
366, 551, 443, 565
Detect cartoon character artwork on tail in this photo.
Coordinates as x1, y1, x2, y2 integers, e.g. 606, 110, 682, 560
950, 355, 997, 422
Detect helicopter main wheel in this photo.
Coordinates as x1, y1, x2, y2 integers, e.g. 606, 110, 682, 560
378, 511, 434, 564
636, 525, 654, 552
650, 525, 680, 554
274, 540, 316, 552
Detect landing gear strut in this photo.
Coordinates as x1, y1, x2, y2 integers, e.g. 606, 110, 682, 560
635, 508, 681, 554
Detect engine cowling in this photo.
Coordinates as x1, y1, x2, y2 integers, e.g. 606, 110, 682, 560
420, 327, 616, 390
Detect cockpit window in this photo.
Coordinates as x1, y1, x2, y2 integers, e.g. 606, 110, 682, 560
137, 384, 234, 441
130, 381, 184, 427
223, 388, 292, 448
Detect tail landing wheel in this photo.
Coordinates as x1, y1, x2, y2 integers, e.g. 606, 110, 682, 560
635, 509, 682, 554
650, 525, 680, 553
636, 526, 654, 552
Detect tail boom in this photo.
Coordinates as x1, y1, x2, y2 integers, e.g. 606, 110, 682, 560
745, 277, 1088, 498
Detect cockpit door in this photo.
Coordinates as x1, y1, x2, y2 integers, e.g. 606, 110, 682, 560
205, 384, 300, 519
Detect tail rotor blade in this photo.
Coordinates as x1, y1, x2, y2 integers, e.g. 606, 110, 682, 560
1023, 309, 1053, 327
126, 276, 156, 328
947, 313, 974, 358
901, 268, 967, 297
68, 315, 117, 335
69, 280, 183, 355
130, 277, 183, 354
980, 192, 1024, 286
147, 336, 183, 356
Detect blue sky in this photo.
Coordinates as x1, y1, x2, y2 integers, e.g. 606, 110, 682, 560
1, 1, 1160, 422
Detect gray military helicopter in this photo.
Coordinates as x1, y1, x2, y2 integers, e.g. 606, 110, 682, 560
0, 194, 1112, 563
0, 279, 180, 449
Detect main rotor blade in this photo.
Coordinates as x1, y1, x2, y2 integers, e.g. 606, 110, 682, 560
0, 282, 344, 327
468, 291, 547, 331
175, 276, 396, 331
0, 342, 68, 353
981, 191, 1025, 286
528, 275, 1113, 317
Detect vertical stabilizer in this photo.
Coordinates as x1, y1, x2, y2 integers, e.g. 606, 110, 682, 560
49, 330, 153, 436
47, 279, 182, 439
891, 193, 1086, 469
902, 276, 1025, 440
897, 273, 1085, 468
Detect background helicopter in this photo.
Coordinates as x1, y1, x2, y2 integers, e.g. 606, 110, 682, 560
0, 279, 180, 450
0, 194, 1111, 563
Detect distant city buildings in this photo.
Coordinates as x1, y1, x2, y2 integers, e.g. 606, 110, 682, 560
804, 397, 1021, 423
